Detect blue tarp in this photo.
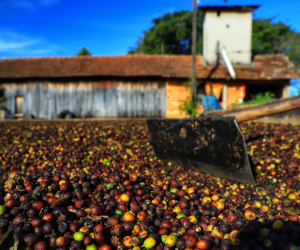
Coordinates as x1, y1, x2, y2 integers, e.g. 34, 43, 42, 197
202, 95, 222, 110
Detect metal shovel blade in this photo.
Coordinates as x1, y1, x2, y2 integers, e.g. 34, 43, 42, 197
147, 117, 256, 185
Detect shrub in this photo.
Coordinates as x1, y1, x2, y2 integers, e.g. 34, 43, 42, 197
179, 98, 198, 117
240, 91, 276, 105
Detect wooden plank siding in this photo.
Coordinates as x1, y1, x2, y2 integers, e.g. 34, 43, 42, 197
2, 81, 166, 119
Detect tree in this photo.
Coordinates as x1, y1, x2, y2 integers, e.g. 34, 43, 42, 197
76, 47, 92, 56
128, 12, 300, 69
128, 11, 204, 55
252, 19, 300, 69
287, 33, 300, 70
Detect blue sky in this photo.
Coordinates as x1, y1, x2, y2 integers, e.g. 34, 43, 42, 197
1, 0, 300, 58
1, 0, 300, 94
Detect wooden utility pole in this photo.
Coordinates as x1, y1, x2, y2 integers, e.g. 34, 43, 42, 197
192, 0, 197, 102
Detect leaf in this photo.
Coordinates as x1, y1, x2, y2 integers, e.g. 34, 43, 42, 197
50, 194, 70, 209
0, 227, 19, 250
4, 178, 14, 188
0, 226, 13, 245
86, 214, 108, 222
284, 206, 299, 216
26, 132, 32, 138
9, 230, 19, 250
31, 186, 44, 196
232, 204, 244, 218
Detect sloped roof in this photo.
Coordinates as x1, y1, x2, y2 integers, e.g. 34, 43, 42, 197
200, 54, 300, 80
201, 5, 259, 12
0, 54, 298, 81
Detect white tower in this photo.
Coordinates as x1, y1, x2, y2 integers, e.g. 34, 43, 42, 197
202, 6, 258, 66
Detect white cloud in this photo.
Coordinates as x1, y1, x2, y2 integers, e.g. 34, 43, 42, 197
0, 39, 38, 51
0, 30, 39, 51
0, 30, 61, 58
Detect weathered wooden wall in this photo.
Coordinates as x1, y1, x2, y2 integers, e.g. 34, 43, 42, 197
2, 80, 166, 118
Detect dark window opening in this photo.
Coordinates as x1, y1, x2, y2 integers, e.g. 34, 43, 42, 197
198, 83, 206, 101
244, 85, 283, 102
219, 90, 223, 102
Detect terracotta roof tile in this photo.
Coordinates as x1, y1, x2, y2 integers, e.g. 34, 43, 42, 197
0, 54, 299, 80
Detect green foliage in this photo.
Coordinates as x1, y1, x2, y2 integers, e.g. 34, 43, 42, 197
240, 91, 276, 106
179, 98, 198, 117
128, 12, 300, 69
178, 80, 199, 117
252, 19, 294, 54
76, 47, 92, 56
252, 19, 300, 69
128, 11, 203, 55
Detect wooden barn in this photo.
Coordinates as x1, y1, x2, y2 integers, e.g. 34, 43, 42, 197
0, 54, 299, 119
